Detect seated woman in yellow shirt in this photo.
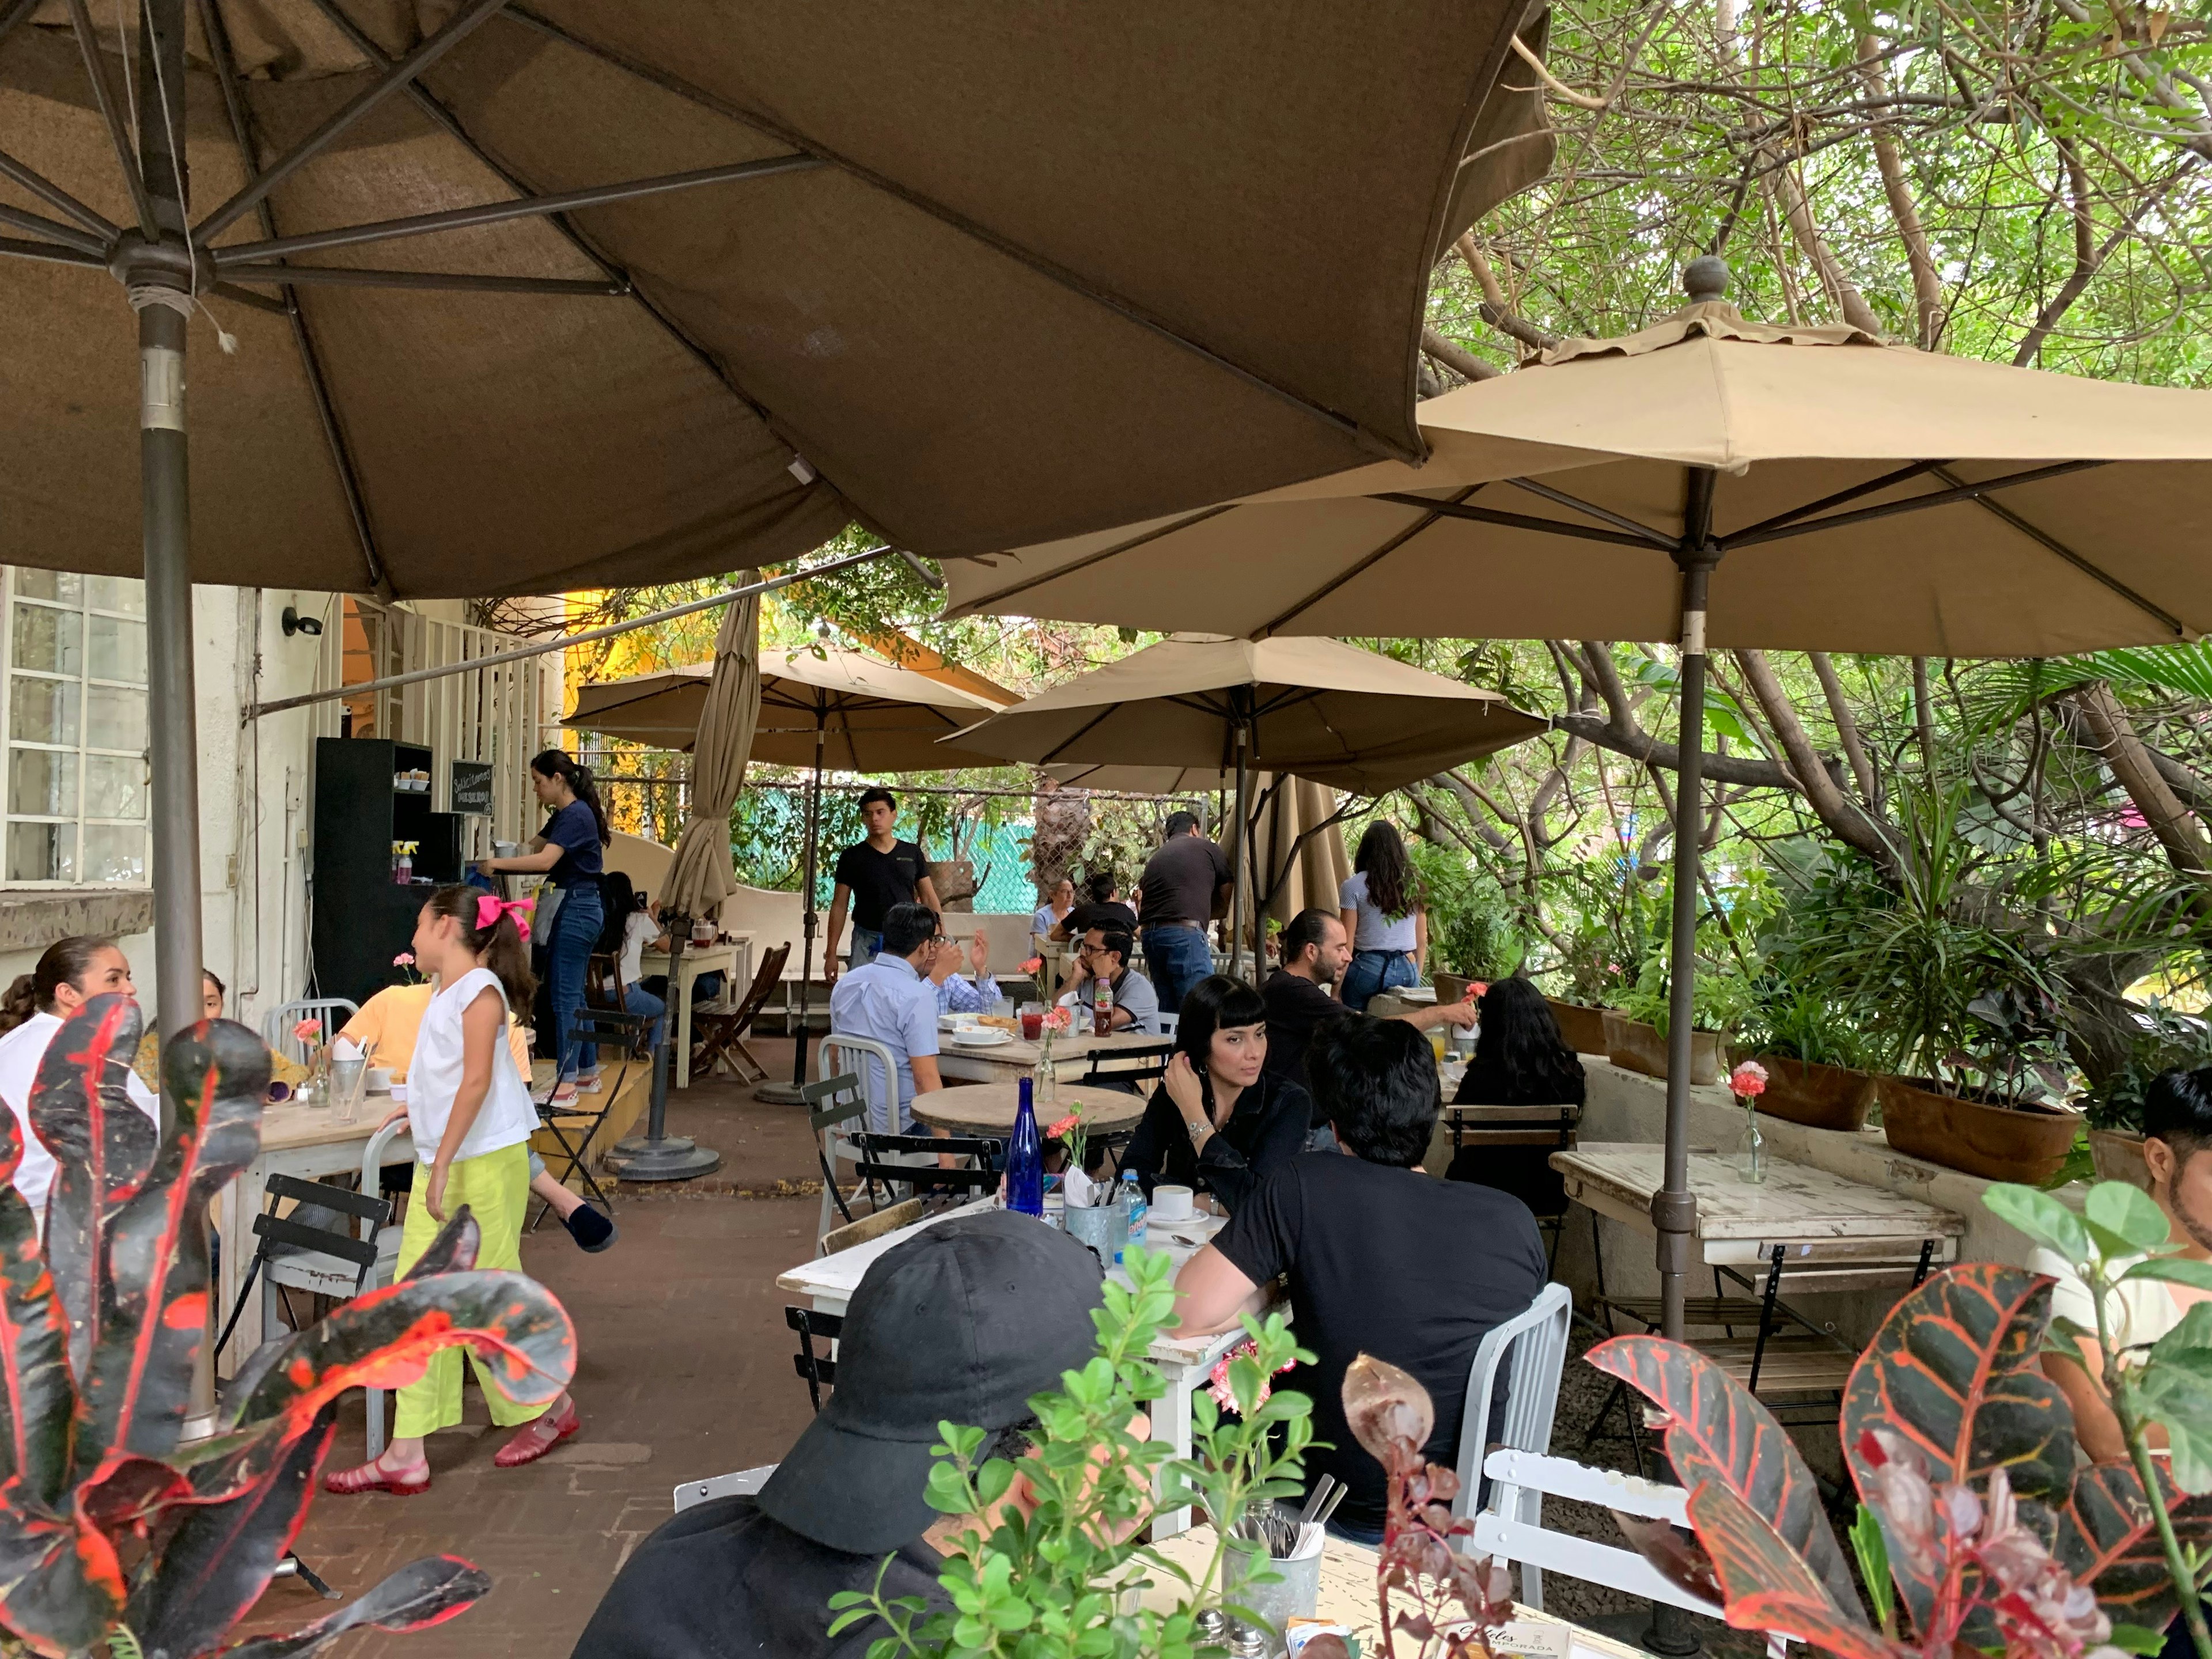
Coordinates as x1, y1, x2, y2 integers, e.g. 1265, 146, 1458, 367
132, 970, 309, 1097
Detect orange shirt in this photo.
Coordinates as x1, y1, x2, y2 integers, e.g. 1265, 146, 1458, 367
339, 982, 532, 1081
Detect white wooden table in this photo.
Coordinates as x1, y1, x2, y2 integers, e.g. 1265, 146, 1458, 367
215, 1103, 415, 1381
913, 1082, 1149, 1137
777, 1198, 1268, 1536
642, 934, 753, 1089
936, 1028, 1170, 1086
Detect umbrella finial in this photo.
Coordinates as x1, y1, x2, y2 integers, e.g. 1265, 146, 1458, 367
1683, 256, 1730, 305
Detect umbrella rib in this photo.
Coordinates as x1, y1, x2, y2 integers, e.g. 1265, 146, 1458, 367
0, 146, 119, 241
1501, 478, 1677, 549
221, 264, 630, 296
0, 236, 107, 269
1256, 485, 1479, 636
942, 505, 1236, 617
1037, 704, 1123, 766
1928, 465, 2188, 638
1715, 460, 2107, 551
1369, 491, 1662, 549
501, 5, 1410, 461
0, 0, 39, 44
206, 281, 290, 315
195, 0, 516, 242
195, 0, 394, 601
0, 201, 106, 257
61, 0, 158, 241
1722, 460, 1951, 540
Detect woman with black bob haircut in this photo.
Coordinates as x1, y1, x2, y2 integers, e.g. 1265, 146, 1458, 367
1119, 974, 1310, 1213
1446, 976, 1586, 1211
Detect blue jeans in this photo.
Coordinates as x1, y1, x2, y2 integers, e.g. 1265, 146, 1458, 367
547, 884, 604, 1080
619, 980, 666, 1052
1141, 925, 1214, 1021
849, 926, 882, 969
1341, 948, 1418, 1013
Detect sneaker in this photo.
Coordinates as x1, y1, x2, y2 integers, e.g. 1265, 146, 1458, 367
574, 1071, 605, 1095
563, 1203, 618, 1253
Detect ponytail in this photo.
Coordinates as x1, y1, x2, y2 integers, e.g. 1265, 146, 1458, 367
531, 748, 610, 848
421, 887, 537, 1012
0, 935, 119, 1037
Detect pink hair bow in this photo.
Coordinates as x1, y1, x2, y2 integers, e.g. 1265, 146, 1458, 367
476, 893, 534, 942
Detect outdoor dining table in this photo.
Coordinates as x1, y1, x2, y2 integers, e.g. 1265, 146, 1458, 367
913, 1082, 1149, 1137
777, 1195, 1273, 1536
934, 1028, 1172, 1086
641, 933, 754, 1090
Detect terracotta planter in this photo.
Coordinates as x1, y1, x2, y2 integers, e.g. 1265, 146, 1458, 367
2089, 1127, 2152, 1192
1602, 1011, 1724, 1085
1740, 1053, 1877, 1133
1878, 1075, 2082, 1184
1547, 999, 1612, 1056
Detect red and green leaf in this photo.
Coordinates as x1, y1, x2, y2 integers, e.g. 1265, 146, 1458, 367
2040, 1459, 2212, 1632
1588, 1334, 1862, 1619
127, 1404, 337, 1659
1841, 1263, 2077, 1631
0, 1105, 69, 1509
28, 995, 157, 1387
1684, 1482, 1908, 1659
400, 1208, 479, 1281
0, 1479, 125, 1658
221, 1554, 491, 1658
72, 1018, 267, 1475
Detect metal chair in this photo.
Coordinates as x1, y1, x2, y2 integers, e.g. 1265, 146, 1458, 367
1080, 1039, 1175, 1089
804, 1069, 868, 1248
786, 1305, 843, 1412
1452, 1283, 1573, 1601
819, 1031, 1003, 1205
531, 1005, 650, 1228
263, 997, 360, 1064
675, 1463, 778, 1514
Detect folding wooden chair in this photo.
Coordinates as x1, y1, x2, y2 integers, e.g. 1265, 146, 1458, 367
691, 941, 790, 1085
585, 952, 625, 1010
532, 1006, 649, 1228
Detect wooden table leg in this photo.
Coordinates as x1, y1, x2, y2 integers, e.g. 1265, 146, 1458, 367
675, 958, 696, 1091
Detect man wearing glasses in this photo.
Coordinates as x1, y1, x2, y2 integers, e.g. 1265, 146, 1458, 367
1059, 926, 1162, 1035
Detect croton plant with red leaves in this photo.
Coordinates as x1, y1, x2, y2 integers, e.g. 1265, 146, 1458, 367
1593, 1260, 2212, 1659
0, 994, 577, 1658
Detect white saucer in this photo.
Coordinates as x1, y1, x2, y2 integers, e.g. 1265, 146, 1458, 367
950, 1028, 1014, 1048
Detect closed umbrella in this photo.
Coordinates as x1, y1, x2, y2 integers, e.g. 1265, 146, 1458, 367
940, 257, 2212, 1341
566, 647, 1007, 1101
949, 634, 1547, 978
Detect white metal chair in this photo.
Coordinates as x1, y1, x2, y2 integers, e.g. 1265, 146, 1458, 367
1453, 1283, 1574, 1603
819, 1031, 903, 1135
262, 997, 360, 1064
1156, 1012, 1179, 1038
675, 1462, 777, 1513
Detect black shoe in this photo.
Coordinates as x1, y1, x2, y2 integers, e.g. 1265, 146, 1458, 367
563, 1203, 618, 1253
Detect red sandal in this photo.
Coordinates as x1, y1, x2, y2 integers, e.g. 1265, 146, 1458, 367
323, 1453, 430, 1497
494, 1397, 579, 1468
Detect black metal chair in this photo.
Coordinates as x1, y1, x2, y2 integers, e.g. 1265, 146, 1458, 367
786, 1305, 843, 1413
848, 1130, 1007, 1205
533, 1005, 650, 1228
804, 1070, 868, 1245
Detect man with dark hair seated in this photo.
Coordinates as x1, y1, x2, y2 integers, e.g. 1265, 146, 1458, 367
827, 900, 947, 1134
572, 1212, 1107, 1659
1171, 1014, 1544, 1544
2036, 1066, 2212, 1465
1060, 926, 1162, 1036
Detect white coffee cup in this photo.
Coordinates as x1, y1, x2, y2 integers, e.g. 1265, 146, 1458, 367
365, 1067, 394, 1093
1150, 1184, 1195, 1223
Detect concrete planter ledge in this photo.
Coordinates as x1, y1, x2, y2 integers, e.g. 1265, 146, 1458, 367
0, 888, 154, 955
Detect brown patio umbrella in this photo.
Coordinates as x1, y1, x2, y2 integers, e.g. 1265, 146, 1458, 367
940, 257, 2212, 1340
948, 634, 1547, 976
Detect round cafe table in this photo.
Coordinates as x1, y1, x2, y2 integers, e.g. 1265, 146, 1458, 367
912, 1082, 1149, 1137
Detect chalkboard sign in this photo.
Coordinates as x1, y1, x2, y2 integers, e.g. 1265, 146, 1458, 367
450, 760, 495, 816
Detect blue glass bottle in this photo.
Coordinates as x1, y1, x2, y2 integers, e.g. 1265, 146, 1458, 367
1007, 1075, 1045, 1217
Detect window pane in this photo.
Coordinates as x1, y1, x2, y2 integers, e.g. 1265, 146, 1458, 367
6, 821, 72, 883
84, 755, 144, 820
85, 576, 143, 616
87, 616, 146, 685
9, 676, 77, 745
9, 748, 76, 817
81, 823, 143, 884
12, 606, 81, 675
84, 684, 145, 752
13, 571, 81, 605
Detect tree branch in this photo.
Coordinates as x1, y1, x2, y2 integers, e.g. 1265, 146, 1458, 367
1858, 32, 1945, 346
1808, 650, 1881, 809
1420, 325, 1502, 382
1733, 648, 1898, 870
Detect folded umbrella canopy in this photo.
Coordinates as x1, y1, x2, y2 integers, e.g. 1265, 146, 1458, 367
940, 257, 2212, 1339
948, 633, 1547, 976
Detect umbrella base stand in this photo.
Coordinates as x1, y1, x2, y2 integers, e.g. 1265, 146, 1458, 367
752, 1082, 804, 1105
1586, 1606, 1702, 1657
604, 1039, 722, 1182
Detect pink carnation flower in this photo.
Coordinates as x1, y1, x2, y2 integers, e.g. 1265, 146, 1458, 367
1729, 1059, 1768, 1100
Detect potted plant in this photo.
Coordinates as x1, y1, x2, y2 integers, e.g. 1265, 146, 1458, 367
1734, 982, 1880, 1132
1878, 986, 2083, 1184
1604, 952, 1752, 1086
2082, 1003, 2211, 1192
0, 995, 577, 1658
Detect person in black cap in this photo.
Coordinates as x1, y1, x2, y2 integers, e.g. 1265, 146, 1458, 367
570, 1210, 1105, 1659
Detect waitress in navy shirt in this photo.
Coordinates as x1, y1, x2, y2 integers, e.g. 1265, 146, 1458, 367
478, 749, 609, 1102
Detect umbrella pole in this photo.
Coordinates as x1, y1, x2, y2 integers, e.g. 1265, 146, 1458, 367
755, 726, 824, 1106
1230, 713, 1252, 983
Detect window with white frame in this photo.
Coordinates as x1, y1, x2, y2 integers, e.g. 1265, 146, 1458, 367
0, 569, 150, 885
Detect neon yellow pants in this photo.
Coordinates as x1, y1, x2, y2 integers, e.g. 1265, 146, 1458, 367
391, 1141, 545, 1438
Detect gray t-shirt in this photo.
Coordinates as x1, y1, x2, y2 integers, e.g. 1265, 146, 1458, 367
1340, 870, 1418, 952
1074, 966, 1162, 1034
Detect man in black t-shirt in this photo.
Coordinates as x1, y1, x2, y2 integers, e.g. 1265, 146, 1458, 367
1137, 812, 1232, 1017
825, 786, 942, 980
1056, 868, 1140, 942
571, 1212, 1105, 1659
1171, 1017, 1546, 1544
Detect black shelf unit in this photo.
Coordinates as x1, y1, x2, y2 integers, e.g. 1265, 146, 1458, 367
309, 737, 471, 1009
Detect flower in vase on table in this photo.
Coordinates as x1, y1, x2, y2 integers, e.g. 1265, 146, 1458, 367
1729, 1059, 1769, 1182
1729, 1059, 1768, 1101
1048, 1105, 1096, 1205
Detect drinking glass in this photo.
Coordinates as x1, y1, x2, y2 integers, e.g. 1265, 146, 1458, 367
1019, 1001, 1045, 1041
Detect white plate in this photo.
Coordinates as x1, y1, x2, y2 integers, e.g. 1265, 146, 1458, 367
938, 1014, 976, 1032
950, 1028, 1014, 1047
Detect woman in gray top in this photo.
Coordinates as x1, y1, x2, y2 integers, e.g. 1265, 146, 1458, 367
1338, 820, 1425, 1012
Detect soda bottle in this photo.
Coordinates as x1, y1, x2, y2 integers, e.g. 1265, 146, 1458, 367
1007, 1075, 1045, 1217
1093, 974, 1114, 1037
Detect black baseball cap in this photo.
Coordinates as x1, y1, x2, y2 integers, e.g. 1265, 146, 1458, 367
757, 1210, 1105, 1555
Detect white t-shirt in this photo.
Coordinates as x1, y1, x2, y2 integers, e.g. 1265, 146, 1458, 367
0, 1010, 162, 1217
2028, 1244, 2189, 1355
406, 968, 538, 1164
619, 911, 661, 988
1340, 870, 1419, 952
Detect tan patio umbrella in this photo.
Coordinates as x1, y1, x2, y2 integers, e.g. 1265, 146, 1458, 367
567, 646, 1009, 1099
948, 634, 1547, 977
941, 257, 2212, 1340
1255, 778, 1353, 932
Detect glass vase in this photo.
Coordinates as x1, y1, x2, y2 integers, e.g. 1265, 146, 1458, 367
1037, 1047, 1059, 1109
1740, 1101, 1766, 1183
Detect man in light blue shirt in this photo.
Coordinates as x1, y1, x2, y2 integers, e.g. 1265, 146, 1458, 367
930, 930, 1002, 1017
827, 902, 946, 1132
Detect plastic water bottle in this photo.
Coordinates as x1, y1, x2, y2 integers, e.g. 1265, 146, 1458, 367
1118, 1169, 1147, 1259
1007, 1075, 1044, 1217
